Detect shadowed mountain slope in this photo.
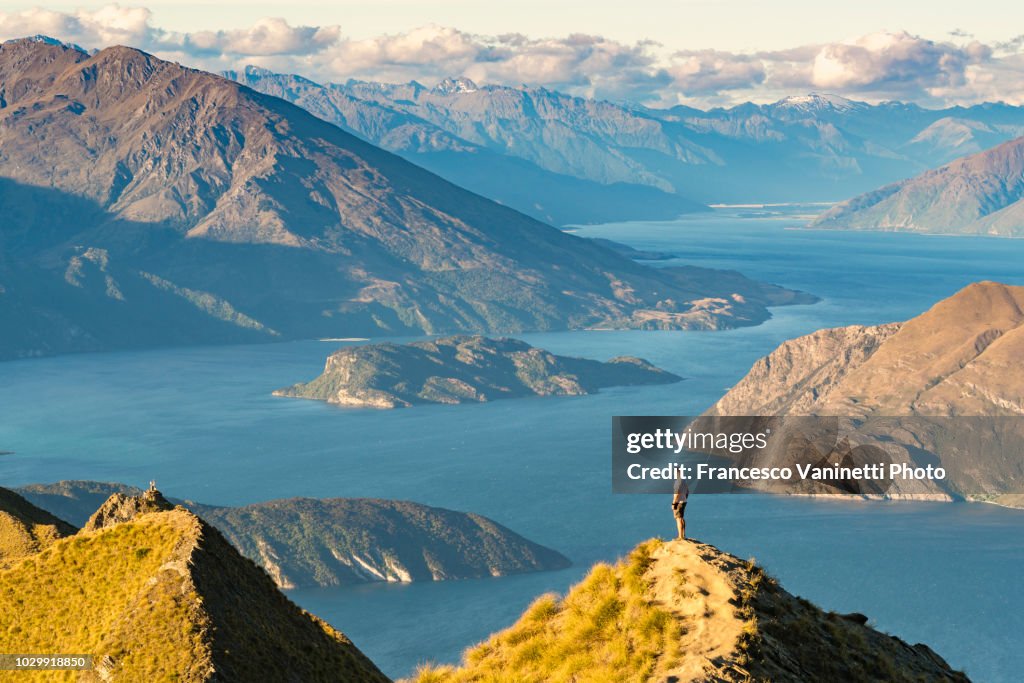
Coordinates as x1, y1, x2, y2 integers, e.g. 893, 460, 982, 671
0, 485, 76, 568
0, 38, 812, 360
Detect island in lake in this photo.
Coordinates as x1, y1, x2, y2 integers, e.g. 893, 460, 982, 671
274, 335, 682, 409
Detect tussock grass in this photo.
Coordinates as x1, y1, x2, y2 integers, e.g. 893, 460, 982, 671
0, 514, 204, 682
411, 539, 682, 683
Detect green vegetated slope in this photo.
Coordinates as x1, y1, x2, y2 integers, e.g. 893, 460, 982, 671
0, 487, 389, 682
412, 539, 969, 683
274, 335, 682, 408
16, 481, 570, 589
191, 498, 571, 588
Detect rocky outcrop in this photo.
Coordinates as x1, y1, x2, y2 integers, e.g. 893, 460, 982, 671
83, 486, 174, 531
412, 539, 969, 682
275, 335, 682, 408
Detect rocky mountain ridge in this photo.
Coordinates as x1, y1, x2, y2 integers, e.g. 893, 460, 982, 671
412, 539, 969, 682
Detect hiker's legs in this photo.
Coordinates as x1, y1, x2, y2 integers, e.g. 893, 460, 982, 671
675, 515, 685, 540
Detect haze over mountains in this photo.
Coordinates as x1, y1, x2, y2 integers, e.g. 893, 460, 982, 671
0, 37, 816, 360
230, 66, 1024, 223
812, 135, 1024, 236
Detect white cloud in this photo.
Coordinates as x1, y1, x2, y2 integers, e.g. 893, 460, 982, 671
0, 5, 154, 48
1, 7, 1023, 106
182, 19, 340, 57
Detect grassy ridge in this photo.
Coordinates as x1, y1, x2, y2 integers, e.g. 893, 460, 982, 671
0, 487, 76, 570
0, 503, 390, 682
413, 540, 682, 682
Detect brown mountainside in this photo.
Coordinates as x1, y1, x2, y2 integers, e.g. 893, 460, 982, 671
706, 282, 1024, 502
710, 282, 1024, 417
811, 136, 1024, 236
0, 38, 812, 360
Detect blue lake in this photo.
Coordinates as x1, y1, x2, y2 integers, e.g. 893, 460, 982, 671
2, 211, 1023, 681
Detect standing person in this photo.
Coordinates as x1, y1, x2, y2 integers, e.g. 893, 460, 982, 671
672, 474, 689, 540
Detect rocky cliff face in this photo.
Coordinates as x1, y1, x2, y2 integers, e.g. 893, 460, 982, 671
0, 489, 391, 682
274, 335, 682, 408
706, 282, 1024, 502
412, 539, 969, 682
710, 323, 902, 416
812, 136, 1024, 236
711, 282, 1024, 417
17, 481, 571, 589
0, 38, 811, 360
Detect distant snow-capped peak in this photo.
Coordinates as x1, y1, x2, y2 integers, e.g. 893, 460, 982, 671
432, 77, 479, 95
772, 93, 863, 113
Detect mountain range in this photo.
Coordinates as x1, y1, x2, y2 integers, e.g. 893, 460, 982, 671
811, 135, 1024, 236
229, 67, 1024, 223
0, 38, 812, 361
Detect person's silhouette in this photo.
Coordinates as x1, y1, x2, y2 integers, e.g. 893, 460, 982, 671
672, 474, 689, 539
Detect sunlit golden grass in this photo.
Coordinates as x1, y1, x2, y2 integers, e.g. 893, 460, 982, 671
0, 512, 210, 682
411, 539, 682, 683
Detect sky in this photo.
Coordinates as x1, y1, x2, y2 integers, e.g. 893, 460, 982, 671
1, 1, 1023, 107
